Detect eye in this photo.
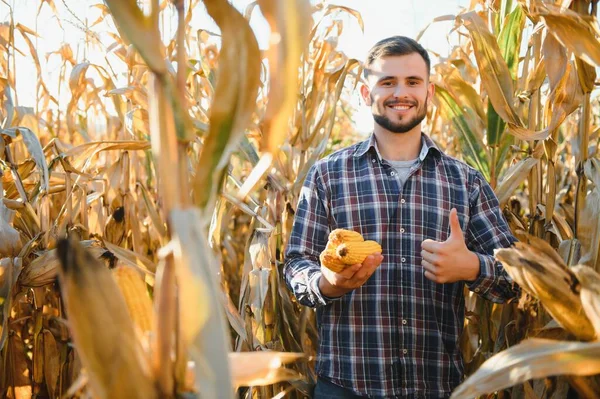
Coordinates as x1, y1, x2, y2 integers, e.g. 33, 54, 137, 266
408, 80, 420, 86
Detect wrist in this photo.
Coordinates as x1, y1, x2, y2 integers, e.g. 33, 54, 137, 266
465, 251, 480, 282
318, 275, 348, 298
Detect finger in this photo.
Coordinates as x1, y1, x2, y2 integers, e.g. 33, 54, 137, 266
339, 263, 362, 279
421, 259, 438, 275
352, 254, 382, 281
424, 270, 438, 283
355, 268, 372, 280
421, 250, 437, 266
364, 254, 384, 273
421, 239, 442, 253
448, 208, 464, 241
363, 253, 383, 266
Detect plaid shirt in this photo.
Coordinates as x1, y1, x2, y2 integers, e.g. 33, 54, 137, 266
284, 133, 518, 398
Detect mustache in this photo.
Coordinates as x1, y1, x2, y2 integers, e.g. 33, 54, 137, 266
384, 99, 418, 107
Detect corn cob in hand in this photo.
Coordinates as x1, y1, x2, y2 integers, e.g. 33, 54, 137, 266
320, 229, 382, 272
336, 240, 382, 265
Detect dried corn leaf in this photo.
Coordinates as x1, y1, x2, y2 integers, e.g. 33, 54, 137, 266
495, 241, 596, 340
572, 265, 600, 337
229, 352, 304, 387
314, 3, 364, 33
104, 241, 156, 274
451, 338, 600, 399
495, 157, 539, 205
575, 56, 597, 94
257, 0, 311, 154
524, 57, 547, 94
546, 61, 584, 134
459, 11, 520, 123
534, 3, 600, 68
170, 208, 230, 398
60, 140, 150, 171
1, 127, 49, 191
37, 0, 60, 19
416, 14, 457, 42
90, 4, 111, 28
103, 0, 166, 75
193, 0, 262, 211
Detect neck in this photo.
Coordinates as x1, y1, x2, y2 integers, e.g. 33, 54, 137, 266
373, 127, 422, 161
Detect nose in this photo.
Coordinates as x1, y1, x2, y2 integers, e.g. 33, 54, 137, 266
393, 84, 409, 98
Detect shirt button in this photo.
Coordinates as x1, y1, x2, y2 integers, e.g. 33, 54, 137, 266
400, 228, 405, 233
400, 199, 406, 204
402, 349, 408, 355
401, 257, 406, 262
372, 158, 376, 163
390, 171, 395, 176
402, 319, 407, 325
475, 288, 480, 293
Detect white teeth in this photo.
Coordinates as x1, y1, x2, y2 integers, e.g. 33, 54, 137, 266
391, 105, 411, 110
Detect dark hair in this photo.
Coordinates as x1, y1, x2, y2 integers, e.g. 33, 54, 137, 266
363, 36, 430, 77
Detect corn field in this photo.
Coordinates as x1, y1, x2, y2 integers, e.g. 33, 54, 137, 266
1, 0, 600, 398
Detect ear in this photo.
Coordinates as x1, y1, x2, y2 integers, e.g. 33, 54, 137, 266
427, 81, 435, 100
360, 83, 372, 106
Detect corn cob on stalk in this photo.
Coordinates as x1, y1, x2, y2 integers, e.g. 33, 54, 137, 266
112, 265, 154, 334
336, 240, 382, 265
55, 238, 157, 399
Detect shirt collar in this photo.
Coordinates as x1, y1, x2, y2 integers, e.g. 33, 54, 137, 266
353, 133, 441, 162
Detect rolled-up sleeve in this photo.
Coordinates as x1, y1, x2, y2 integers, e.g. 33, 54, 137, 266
465, 172, 520, 303
283, 163, 333, 307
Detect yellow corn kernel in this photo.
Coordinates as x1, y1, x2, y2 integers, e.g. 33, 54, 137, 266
320, 249, 348, 273
112, 265, 153, 334
328, 229, 364, 246
336, 240, 382, 265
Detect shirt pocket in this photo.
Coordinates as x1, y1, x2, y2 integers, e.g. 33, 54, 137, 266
422, 196, 469, 242
329, 187, 391, 241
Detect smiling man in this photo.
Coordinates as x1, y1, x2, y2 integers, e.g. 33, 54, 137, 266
284, 36, 519, 398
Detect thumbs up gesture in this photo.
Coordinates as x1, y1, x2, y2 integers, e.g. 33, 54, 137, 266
420, 208, 480, 284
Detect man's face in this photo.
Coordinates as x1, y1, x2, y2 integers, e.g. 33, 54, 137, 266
361, 53, 434, 134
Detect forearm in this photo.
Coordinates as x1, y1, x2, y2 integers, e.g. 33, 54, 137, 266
466, 252, 519, 302
463, 250, 481, 282
466, 172, 520, 302
284, 256, 330, 308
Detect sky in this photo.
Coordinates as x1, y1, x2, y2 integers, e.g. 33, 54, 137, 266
1, 0, 472, 132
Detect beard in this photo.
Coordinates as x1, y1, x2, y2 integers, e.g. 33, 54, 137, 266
371, 93, 428, 134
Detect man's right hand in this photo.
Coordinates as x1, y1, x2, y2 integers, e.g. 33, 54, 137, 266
318, 253, 384, 298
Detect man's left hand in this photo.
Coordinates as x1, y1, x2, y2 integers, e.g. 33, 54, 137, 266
421, 208, 480, 284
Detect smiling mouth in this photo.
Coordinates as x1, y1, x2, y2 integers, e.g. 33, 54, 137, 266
387, 103, 415, 111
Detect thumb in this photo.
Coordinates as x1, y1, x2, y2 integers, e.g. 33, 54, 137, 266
448, 208, 464, 241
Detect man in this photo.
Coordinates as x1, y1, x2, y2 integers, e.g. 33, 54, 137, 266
284, 36, 518, 398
